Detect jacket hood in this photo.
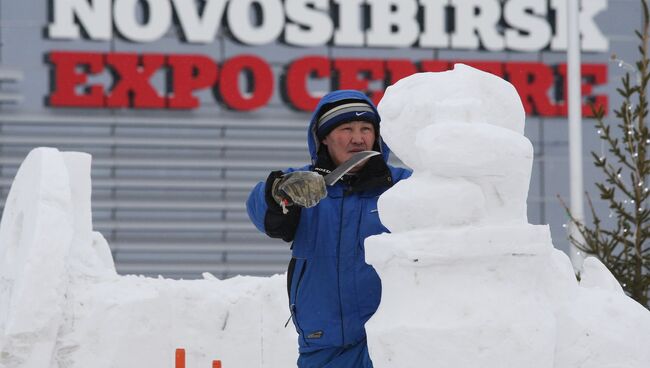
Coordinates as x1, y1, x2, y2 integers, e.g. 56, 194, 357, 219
307, 90, 391, 165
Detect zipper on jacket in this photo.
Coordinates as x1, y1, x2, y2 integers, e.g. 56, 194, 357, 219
288, 261, 309, 346
336, 190, 348, 346
285, 305, 295, 327
288, 304, 308, 347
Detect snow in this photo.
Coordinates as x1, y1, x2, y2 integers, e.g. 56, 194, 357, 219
1, 64, 649, 368
0, 148, 297, 368
378, 64, 533, 230
579, 256, 625, 294
366, 64, 650, 367
379, 64, 526, 172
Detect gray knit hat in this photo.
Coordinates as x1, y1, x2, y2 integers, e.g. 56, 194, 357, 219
315, 100, 379, 140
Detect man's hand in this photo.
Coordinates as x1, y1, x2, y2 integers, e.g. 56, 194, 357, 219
272, 171, 327, 213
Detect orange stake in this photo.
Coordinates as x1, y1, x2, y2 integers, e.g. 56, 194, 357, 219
213, 360, 222, 368
175, 349, 186, 368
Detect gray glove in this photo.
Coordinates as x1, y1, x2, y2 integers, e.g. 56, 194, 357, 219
272, 171, 327, 213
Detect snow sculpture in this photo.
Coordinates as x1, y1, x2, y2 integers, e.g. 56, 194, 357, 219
365, 64, 650, 368
0, 148, 296, 368
378, 64, 531, 230
0, 148, 78, 367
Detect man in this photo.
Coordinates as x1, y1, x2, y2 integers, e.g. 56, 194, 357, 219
246, 90, 411, 368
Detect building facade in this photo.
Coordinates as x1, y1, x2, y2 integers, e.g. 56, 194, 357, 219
0, 0, 639, 278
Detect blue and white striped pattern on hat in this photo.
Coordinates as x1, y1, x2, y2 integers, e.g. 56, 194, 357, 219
316, 101, 378, 139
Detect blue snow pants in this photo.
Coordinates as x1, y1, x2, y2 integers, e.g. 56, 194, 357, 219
297, 338, 373, 368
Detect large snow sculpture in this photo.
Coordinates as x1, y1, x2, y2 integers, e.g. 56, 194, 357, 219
0, 148, 296, 368
365, 64, 650, 368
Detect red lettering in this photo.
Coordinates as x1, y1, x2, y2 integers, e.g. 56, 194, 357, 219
385, 60, 417, 85
167, 55, 219, 109
334, 59, 385, 105
380, 60, 422, 105
49, 51, 105, 107
505, 62, 557, 116
106, 53, 166, 108
219, 55, 273, 111
458, 61, 504, 77
283, 56, 331, 111
557, 64, 608, 117
46, 51, 607, 118
582, 64, 608, 116
419, 60, 452, 72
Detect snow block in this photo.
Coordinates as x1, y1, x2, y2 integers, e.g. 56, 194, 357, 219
0, 148, 75, 368
0, 148, 297, 368
366, 226, 557, 368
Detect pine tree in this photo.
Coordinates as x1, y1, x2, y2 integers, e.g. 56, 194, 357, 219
561, 0, 650, 309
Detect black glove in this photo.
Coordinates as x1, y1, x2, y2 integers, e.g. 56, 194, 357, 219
272, 171, 327, 213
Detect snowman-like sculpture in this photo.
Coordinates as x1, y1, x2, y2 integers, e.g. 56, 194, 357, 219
364, 64, 650, 368
378, 64, 531, 230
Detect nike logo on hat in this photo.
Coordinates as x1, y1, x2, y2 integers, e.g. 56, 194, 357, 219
355, 112, 367, 116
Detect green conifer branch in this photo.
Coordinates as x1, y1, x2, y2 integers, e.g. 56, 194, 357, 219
560, 0, 650, 308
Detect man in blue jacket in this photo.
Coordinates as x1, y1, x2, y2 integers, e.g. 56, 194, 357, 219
246, 90, 411, 368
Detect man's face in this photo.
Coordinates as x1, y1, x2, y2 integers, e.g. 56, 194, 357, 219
322, 121, 376, 170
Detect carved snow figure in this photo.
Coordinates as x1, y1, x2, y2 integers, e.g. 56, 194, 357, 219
365, 64, 650, 368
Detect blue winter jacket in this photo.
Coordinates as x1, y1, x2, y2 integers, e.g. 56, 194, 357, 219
246, 90, 411, 353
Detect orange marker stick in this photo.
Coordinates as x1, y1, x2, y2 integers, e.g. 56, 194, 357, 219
175, 349, 186, 368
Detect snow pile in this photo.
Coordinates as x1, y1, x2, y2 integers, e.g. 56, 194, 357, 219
0, 148, 296, 368
366, 64, 650, 368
